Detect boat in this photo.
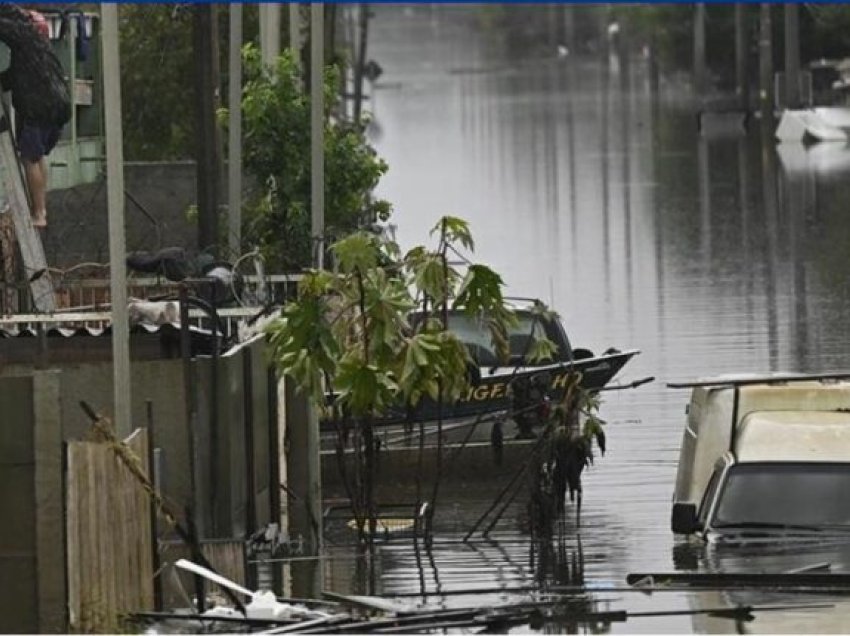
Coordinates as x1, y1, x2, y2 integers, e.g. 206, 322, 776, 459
323, 300, 639, 432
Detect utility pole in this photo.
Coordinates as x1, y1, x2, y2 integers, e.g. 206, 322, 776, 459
735, 4, 750, 111
784, 3, 801, 109
228, 5, 243, 257
101, 3, 131, 437
758, 4, 774, 128
693, 3, 707, 104
193, 4, 221, 256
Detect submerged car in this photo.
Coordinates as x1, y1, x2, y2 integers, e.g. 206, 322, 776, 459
669, 373, 850, 544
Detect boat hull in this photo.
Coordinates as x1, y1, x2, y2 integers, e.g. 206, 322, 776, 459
322, 349, 639, 431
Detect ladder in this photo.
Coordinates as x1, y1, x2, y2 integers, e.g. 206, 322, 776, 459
0, 102, 55, 313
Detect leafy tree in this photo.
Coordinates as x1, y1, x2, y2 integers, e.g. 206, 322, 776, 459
118, 4, 195, 160
118, 4, 263, 161
238, 46, 390, 271
266, 217, 526, 545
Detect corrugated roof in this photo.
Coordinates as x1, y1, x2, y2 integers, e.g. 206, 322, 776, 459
0, 322, 214, 339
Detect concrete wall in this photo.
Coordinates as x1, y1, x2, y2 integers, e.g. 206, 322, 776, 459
0, 375, 38, 633
42, 161, 201, 269
0, 338, 279, 630
56, 359, 193, 518
0, 372, 64, 634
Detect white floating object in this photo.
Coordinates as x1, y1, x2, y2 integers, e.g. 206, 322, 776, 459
776, 109, 848, 142
175, 559, 330, 620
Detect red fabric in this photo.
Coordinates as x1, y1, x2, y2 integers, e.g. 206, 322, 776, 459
27, 10, 49, 40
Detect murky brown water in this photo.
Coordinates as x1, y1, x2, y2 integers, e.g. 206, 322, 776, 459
315, 5, 850, 633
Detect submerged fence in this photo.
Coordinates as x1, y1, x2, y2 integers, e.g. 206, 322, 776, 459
65, 428, 155, 632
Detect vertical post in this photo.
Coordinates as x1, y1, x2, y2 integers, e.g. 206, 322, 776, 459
758, 4, 774, 128
311, 6, 325, 273
193, 4, 221, 256
735, 4, 750, 111
289, 4, 302, 63
228, 5, 243, 258
693, 3, 706, 104
101, 3, 131, 438
562, 5, 575, 53
308, 0, 324, 559
33, 371, 65, 632
260, 4, 281, 69
353, 3, 369, 124
179, 286, 205, 609
784, 3, 800, 109
68, 15, 79, 184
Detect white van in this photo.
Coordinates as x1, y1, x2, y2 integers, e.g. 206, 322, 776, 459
670, 373, 850, 542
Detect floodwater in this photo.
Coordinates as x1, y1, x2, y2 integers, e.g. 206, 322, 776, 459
319, 5, 850, 633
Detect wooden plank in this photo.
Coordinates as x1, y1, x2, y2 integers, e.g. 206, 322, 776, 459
65, 443, 80, 628
66, 430, 156, 631
321, 591, 408, 613
626, 572, 850, 588
0, 114, 54, 312
97, 446, 114, 630
129, 430, 155, 610
0, 213, 17, 312
84, 443, 98, 631
110, 447, 125, 622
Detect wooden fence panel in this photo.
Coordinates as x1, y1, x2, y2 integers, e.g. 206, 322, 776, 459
66, 429, 154, 632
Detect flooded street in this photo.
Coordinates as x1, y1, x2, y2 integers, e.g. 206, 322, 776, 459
317, 5, 850, 633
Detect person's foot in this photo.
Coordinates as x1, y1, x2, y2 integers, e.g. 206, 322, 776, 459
31, 211, 47, 228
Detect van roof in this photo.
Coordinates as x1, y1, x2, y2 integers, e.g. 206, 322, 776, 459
736, 410, 850, 462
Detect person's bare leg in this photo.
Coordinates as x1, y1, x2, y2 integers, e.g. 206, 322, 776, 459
24, 157, 47, 227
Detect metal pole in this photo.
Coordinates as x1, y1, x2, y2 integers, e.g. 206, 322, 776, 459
353, 3, 369, 124
228, 5, 243, 258
260, 4, 281, 69
758, 4, 774, 128
308, 0, 324, 558
101, 3, 131, 438
735, 4, 750, 111
311, 5, 325, 272
784, 3, 801, 109
693, 3, 706, 103
289, 4, 302, 62
193, 4, 221, 256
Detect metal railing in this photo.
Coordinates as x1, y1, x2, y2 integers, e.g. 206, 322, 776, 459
0, 273, 303, 340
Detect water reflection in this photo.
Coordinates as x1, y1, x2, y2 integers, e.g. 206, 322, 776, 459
342, 4, 850, 632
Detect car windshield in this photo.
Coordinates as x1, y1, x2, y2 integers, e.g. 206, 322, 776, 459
712, 463, 850, 529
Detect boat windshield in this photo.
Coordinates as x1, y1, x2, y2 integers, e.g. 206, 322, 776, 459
711, 463, 850, 530
444, 311, 566, 367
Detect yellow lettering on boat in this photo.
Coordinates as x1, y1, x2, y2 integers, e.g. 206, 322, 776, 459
489, 383, 506, 400
473, 385, 491, 401
552, 372, 569, 390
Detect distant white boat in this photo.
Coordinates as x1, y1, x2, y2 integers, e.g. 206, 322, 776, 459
776, 139, 850, 175
775, 109, 848, 142
813, 106, 850, 130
